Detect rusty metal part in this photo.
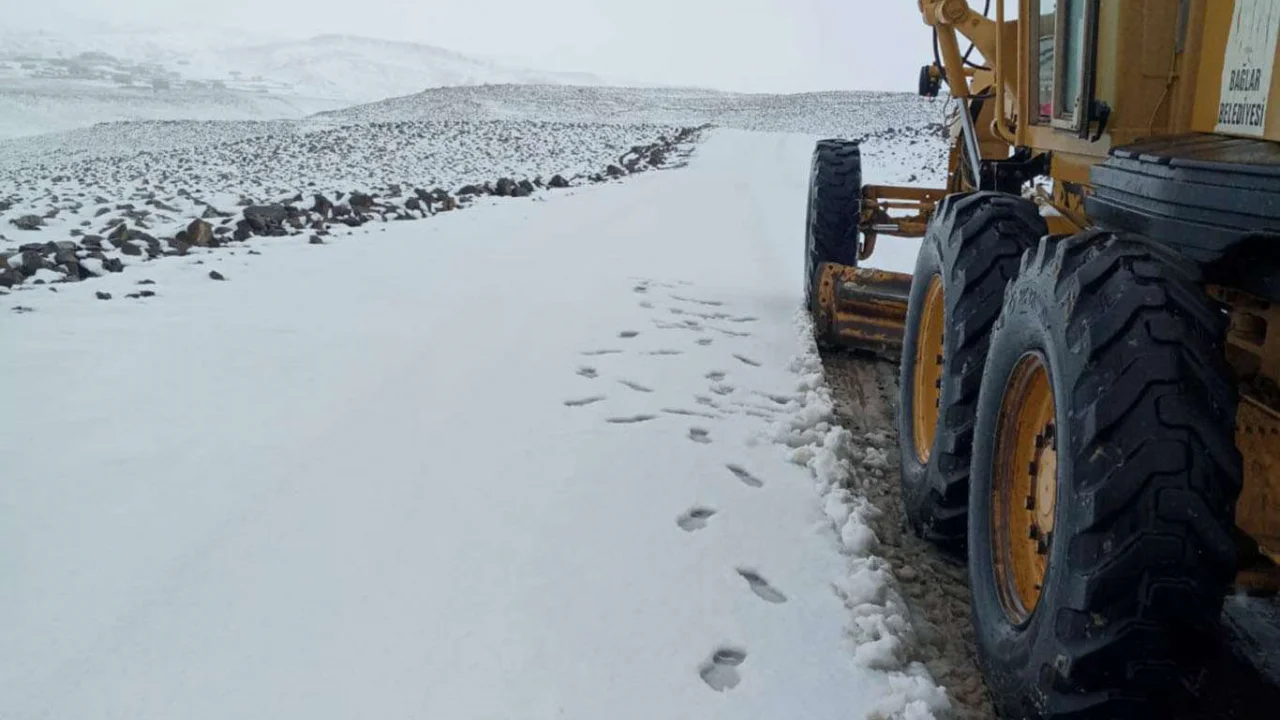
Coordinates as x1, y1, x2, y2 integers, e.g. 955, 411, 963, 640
912, 275, 945, 463
811, 262, 912, 359
1238, 396, 1280, 569
991, 350, 1058, 625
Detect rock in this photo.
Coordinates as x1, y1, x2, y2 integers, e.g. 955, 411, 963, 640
119, 241, 142, 256
209, 270, 226, 281
349, 192, 374, 210
138, 279, 156, 285
69, 228, 83, 237
243, 205, 288, 235
9, 215, 44, 230
548, 174, 570, 189
518, 179, 535, 195
494, 178, 517, 197
457, 184, 485, 196
187, 218, 215, 247
439, 196, 458, 212
103, 257, 124, 273
202, 204, 229, 219
430, 188, 450, 202
386, 183, 402, 198
332, 205, 351, 219
0, 267, 24, 288
96, 291, 112, 300
312, 194, 333, 218
309, 234, 324, 244
414, 188, 432, 201
606, 164, 626, 178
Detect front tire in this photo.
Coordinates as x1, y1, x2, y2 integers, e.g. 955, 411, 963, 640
897, 192, 1046, 553
804, 139, 862, 313
969, 230, 1242, 719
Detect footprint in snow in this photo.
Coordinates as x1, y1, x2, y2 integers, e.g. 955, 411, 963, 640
646, 349, 683, 356
696, 337, 713, 346
639, 301, 654, 309
676, 506, 716, 531
732, 354, 762, 367
606, 414, 657, 424
699, 647, 747, 692
711, 326, 751, 338
581, 349, 623, 356
564, 396, 606, 407
576, 366, 598, 379
671, 294, 725, 307
661, 407, 720, 419
619, 379, 653, 393
736, 569, 787, 604
688, 427, 712, 444
725, 464, 763, 488
705, 370, 727, 381
710, 383, 734, 396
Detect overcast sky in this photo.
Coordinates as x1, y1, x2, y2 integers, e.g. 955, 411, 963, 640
7, 0, 932, 93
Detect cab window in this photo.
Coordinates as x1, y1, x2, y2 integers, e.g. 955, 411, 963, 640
1033, 0, 1091, 128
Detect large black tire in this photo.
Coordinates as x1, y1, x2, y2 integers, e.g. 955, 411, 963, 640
897, 192, 1046, 552
968, 230, 1242, 719
804, 139, 862, 312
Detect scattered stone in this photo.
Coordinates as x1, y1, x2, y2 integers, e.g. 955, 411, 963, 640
209, 270, 226, 281
548, 174, 570, 188
309, 234, 324, 244
185, 218, 215, 247
9, 215, 44, 230
95, 291, 112, 300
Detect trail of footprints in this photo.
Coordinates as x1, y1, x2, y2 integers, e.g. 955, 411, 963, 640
565, 278, 790, 693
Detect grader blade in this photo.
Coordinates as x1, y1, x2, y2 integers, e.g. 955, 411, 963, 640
812, 262, 912, 359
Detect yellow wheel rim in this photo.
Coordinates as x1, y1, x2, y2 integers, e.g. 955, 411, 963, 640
991, 352, 1058, 624
912, 275, 945, 463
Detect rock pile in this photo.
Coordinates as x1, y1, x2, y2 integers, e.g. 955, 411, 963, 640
0, 124, 710, 294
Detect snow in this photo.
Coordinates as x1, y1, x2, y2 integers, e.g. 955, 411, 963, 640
0, 23, 619, 140
0, 129, 951, 719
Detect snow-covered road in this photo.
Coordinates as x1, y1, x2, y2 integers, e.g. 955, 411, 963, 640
1, 130, 943, 719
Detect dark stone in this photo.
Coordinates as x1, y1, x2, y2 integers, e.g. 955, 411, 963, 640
243, 204, 289, 235
9, 215, 44, 230
103, 257, 124, 273
309, 234, 324, 244
457, 184, 485, 196
606, 164, 626, 178
349, 192, 374, 210
209, 270, 226, 281
312, 194, 333, 218
96, 291, 112, 300
119, 241, 142, 256
548, 174, 570, 188
405, 196, 421, 211
494, 178, 517, 197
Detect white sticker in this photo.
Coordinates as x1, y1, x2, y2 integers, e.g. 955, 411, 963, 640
1217, 0, 1280, 136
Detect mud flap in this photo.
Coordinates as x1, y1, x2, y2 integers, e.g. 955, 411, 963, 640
811, 261, 912, 358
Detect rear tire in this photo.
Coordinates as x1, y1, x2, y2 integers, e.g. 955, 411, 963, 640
969, 230, 1242, 719
897, 192, 1046, 553
804, 139, 862, 314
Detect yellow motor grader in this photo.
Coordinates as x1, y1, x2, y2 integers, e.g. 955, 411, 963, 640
804, 1, 1280, 717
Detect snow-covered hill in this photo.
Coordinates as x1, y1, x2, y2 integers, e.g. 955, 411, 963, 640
0, 24, 615, 139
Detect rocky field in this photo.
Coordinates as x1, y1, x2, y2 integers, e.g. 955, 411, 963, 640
0, 85, 945, 309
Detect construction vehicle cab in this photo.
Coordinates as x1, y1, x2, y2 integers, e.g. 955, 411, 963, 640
804, 1, 1280, 717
